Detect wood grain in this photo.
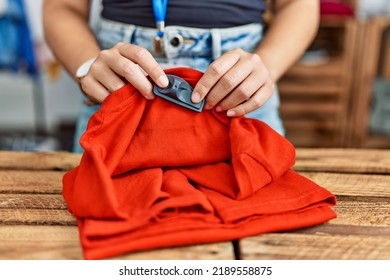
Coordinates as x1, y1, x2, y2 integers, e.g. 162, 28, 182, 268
0, 149, 389, 260
283, 119, 337, 132
2, 166, 387, 198
0, 170, 64, 194
239, 233, 390, 260
0, 172, 389, 227
347, 18, 390, 147
0, 196, 388, 230
280, 102, 340, 117
0, 226, 82, 260
109, 242, 235, 260
331, 199, 390, 227
0, 151, 81, 171
279, 82, 342, 96
284, 57, 343, 79
0, 209, 76, 226
295, 148, 390, 173
1, 149, 389, 173
382, 27, 390, 79
0, 226, 234, 260
300, 172, 390, 197
294, 223, 390, 237
278, 18, 358, 148
285, 133, 337, 148
0, 194, 67, 210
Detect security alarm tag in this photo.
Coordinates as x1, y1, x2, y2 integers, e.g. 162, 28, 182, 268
153, 74, 205, 112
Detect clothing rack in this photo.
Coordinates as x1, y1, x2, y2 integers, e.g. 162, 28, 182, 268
0, 0, 50, 149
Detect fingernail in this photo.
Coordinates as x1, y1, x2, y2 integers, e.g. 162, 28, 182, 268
158, 75, 169, 87
204, 103, 211, 110
215, 106, 222, 112
145, 93, 155, 100
227, 110, 236, 117
192, 92, 201, 103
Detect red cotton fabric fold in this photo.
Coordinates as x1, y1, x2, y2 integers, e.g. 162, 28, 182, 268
62, 67, 336, 259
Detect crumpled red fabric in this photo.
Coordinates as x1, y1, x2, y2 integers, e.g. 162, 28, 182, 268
63, 67, 336, 260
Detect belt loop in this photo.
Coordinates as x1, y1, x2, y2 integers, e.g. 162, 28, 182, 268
123, 26, 134, 43
163, 29, 173, 60
211, 28, 222, 60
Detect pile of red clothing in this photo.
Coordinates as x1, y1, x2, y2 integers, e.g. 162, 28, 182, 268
63, 68, 336, 259
320, 0, 355, 17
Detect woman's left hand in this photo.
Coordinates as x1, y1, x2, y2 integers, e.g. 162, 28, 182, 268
191, 48, 274, 117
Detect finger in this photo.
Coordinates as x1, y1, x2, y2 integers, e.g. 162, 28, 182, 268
105, 54, 155, 99
88, 63, 126, 93
118, 44, 169, 88
216, 68, 267, 111
205, 60, 254, 109
226, 82, 274, 117
80, 76, 110, 103
192, 51, 240, 104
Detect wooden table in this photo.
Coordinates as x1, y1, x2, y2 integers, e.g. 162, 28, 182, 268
0, 148, 389, 260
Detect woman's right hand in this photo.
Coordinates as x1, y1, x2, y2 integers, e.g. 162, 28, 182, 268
79, 42, 169, 104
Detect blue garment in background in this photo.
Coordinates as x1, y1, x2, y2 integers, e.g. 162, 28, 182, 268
0, 0, 38, 76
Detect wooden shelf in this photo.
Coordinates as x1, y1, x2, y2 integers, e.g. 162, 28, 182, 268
280, 101, 341, 118
279, 82, 342, 96
283, 119, 337, 132
365, 134, 390, 149
319, 16, 354, 28
285, 131, 337, 148
278, 17, 358, 147
347, 17, 390, 148
285, 57, 344, 79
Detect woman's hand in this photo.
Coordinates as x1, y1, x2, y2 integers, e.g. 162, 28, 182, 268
191, 48, 274, 117
79, 43, 169, 104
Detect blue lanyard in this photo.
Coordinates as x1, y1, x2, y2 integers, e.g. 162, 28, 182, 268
152, 0, 168, 38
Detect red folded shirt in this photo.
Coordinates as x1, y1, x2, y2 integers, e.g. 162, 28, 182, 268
63, 67, 336, 259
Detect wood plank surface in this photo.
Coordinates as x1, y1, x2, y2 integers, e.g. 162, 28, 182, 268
0, 226, 82, 260
239, 233, 390, 260
0, 226, 234, 260
2, 149, 390, 174
109, 242, 235, 260
0, 149, 389, 260
0, 151, 80, 171
0, 198, 387, 229
331, 199, 390, 227
1, 162, 387, 197
1, 196, 387, 228
0, 194, 67, 210
0, 170, 63, 194
294, 148, 390, 173
300, 172, 390, 197
10, 170, 388, 199
0, 209, 76, 226
0, 171, 389, 227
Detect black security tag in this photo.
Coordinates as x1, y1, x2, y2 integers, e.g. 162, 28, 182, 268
153, 74, 205, 112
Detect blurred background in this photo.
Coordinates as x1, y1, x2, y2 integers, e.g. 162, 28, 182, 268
0, 0, 389, 152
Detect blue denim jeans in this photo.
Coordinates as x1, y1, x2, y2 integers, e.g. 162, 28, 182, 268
73, 19, 285, 153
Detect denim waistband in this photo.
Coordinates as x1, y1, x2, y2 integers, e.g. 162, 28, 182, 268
97, 19, 264, 60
